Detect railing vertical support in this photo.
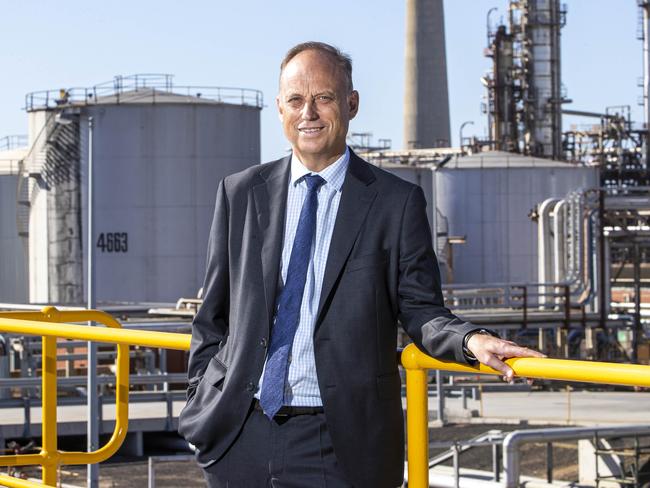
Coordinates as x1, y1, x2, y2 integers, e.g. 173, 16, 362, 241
41, 335, 58, 486
492, 442, 500, 481
405, 366, 429, 488
436, 370, 445, 424
452, 443, 460, 488
546, 442, 553, 483
522, 285, 528, 329
148, 456, 156, 488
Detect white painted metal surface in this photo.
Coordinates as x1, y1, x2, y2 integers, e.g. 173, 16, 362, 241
0, 174, 28, 302
26, 85, 261, 304
380, 151, 598, 284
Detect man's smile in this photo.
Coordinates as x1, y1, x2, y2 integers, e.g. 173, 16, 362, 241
298, 126, 325, 135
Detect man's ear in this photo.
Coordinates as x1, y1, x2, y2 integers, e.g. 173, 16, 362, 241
276, 95, 283, 120
348, 90, 359, 119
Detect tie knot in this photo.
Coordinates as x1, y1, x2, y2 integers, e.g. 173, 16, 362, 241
304, 174, 325, 192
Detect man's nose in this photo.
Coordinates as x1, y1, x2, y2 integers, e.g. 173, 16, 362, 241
301, 99, 318, 120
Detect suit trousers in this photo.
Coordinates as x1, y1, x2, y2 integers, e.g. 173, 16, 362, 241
202, 403, 353, 488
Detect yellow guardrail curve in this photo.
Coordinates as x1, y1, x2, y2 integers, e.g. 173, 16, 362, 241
0, 307, 189, 487
1, 308, 649, 488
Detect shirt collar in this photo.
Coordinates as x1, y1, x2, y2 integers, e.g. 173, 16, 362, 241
290, 146, 350, 192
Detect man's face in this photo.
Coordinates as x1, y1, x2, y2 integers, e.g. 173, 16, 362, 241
277, 49, 359, 170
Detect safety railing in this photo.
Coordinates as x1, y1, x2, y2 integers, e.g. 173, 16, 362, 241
0, 307, 190, 488
2, 308, 650, 487
24, 73, 264, 111
401, 342, 650, 488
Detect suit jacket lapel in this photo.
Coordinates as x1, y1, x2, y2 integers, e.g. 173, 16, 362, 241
316, 152, 377, 323
253, 156, 291, 328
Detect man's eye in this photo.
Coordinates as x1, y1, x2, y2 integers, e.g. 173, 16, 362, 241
287, 98, 303, 107
317, 96, 333, 102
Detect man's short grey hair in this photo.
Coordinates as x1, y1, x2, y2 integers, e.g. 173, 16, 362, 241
280, 41, 354, 92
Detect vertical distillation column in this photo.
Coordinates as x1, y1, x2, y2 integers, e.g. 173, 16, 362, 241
523, 0, 564, 159
403, 0, 451, 149
490, 25, 518, 151
641, 0, 650, 166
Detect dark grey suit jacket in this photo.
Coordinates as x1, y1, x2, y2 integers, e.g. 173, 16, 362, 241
178, 151, 478, 488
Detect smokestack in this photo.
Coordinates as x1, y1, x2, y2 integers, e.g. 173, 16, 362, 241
403, 0, 451, 149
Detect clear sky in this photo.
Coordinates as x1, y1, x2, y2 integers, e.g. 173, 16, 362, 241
0, 1, 643, 161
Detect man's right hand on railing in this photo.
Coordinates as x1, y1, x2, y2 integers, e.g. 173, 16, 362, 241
465, 331, 546, 382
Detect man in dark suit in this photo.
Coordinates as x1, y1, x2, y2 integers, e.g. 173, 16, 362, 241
178, 42, 542, 488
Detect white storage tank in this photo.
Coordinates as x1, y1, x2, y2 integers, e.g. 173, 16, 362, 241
24, 74, 262, 304
372, 150, 598, 284
435, 150, 598, 284
0, 137, 29, 303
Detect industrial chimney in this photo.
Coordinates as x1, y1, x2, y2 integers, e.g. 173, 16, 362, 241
403, 0, 451, 149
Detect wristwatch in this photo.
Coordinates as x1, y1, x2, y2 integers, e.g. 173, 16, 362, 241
462, 328, 492, 361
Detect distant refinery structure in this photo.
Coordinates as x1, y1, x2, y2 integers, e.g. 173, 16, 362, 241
0, 0, 648, 362
484, 0, 566, 159
353, 0, 650, 361
2, 3, 650, 477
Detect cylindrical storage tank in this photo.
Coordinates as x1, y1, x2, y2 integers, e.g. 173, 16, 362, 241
434, 151, 598, 284
0, 174, 28, 303
0, 142, 29, 303
25, 75, 262, 303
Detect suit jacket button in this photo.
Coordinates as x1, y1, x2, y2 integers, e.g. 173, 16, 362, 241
260, 338, 267, 348
246, 381, 257, 392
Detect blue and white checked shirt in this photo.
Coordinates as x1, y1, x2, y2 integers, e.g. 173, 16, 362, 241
256, 147, 350, 406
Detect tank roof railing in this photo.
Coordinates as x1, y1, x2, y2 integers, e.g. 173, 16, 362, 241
0, 135, 28, 151
24, 73, 264, 111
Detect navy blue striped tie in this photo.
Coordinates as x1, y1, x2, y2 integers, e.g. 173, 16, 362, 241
259, 174, 325, 419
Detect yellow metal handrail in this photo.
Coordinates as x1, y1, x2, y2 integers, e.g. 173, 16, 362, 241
0, 307, 190, 487
1, 309, 650, 488
400, 343, 650, 488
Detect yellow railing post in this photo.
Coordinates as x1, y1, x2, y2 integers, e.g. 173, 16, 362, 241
401, 345, 429, 488
40, 335, 58, 486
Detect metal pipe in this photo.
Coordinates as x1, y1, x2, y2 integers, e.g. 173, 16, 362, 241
436, 370, 445, 424
459, 121, 474, 153
452, 444, 459, 488
402, 343, 650, 388
503, 424, 650, 488
552, 200, 567, 286
87, 114, 99, 488
0, 372, 188, 388
148, 456, 155, 488
492, 443, 500, 481
599, 190, 608, 328
546, 442, 553, 483
41, 336, 57, 486
405, 366, 429, 487
537, 198, 560, 307
633, 242, 642, 363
